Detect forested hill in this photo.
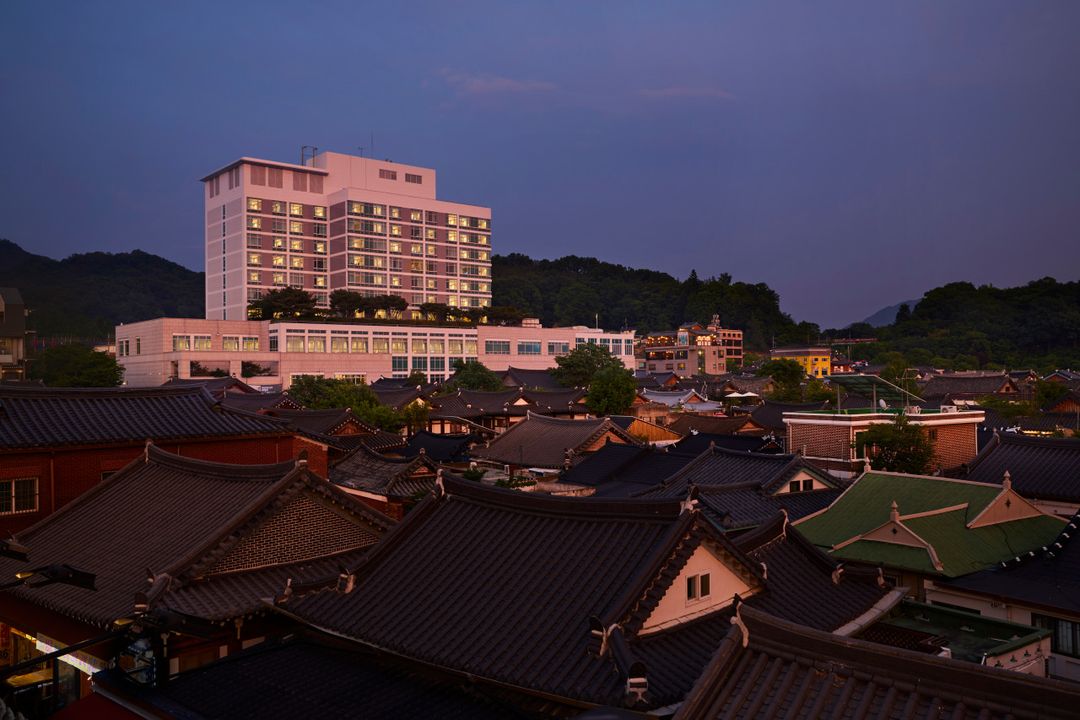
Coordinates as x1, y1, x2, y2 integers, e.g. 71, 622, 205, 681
0, 239, 204, 338
831, 278, 1080, 370
492, 254, 815, 349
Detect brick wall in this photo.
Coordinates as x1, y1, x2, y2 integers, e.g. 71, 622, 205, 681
788, 423, 852, 460
208, 491, 379, 574
929, 423, 977, 471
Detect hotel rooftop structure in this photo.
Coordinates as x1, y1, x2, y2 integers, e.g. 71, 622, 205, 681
203, 150, 492, 321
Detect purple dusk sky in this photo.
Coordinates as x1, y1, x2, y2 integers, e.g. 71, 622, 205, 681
1, 1, 1078, 328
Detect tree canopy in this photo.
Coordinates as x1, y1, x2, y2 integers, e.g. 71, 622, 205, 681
585, 365, 637, 416
29, 343, 124, 387
286, 376, 404, 431
441, 359, 504, 393
248, 287, 317, 320
854, 415, 935, 475
551, 343, 626, 388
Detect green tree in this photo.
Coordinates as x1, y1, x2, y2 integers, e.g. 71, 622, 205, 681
802, 378, 835, 403
442, 359, 504, 393
757, 359, 805, 401
418, 302, 452, 323
855, 415, 935, 474
329, 290, 366, 318
241, 361, 272, 378
286, 376, 404, 431
405, 370, 427, 386
29, 344, 123, 387
248, 287, 317, 320
586, 365, 637, 416
552, 343, 625, 388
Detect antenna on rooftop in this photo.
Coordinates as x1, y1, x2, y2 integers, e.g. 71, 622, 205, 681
300, 145, 318, 166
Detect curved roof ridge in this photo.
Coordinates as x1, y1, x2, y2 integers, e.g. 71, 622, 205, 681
441, 475, 683, 520
0, 384, 201, 398
146, 444, 298, 480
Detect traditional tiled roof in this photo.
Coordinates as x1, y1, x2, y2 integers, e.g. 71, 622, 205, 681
219, 390, 300, 413
371, 386, 427, 411
941, 512, 1080, 615
632, 446, 841, 528
733, 513, 892, 631
162, 376, 259, 398
796, 472, 1065, 577
961, 433, 1080, 503
470, 413, 639, 468
639, 389, 708, 407
262, 407, 405, 453
720, 376, 774, 396
93, 634, 532, 720
330, 444, 440, 499
671, 432, 780, 455
919, 374, 1018, 399
400, 430, 477, 462
560, 441, 699, 497
0, 385, 290, 450
277, 477, 766, 708
501, 366, 564, 390
674, 605, 1080, 720
749, 400, 828, 432
0, 446, 393, 629
429, 388, 587, 421
0, 287, 24, 305
666, 414, 765, 436
276, 478, 888, 710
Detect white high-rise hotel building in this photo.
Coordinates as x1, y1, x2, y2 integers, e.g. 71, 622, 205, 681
203, 150, 492, 321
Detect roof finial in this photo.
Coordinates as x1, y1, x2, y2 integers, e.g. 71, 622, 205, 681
144, 438, 152, 463
890, 500, 899, 522
1002, 469, 1012, 490
435, 468, 445, 497
864, 456, 872, 474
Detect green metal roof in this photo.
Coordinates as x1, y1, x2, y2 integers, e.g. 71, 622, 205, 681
796, 473, 1065, 577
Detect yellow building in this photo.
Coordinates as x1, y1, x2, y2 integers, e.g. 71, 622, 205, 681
769, 345, 831, 378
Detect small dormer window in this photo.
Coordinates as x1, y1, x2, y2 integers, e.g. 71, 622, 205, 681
687, 573, 711, 602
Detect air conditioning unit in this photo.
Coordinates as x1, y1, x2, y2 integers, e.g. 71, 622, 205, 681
941, 405, 959, 413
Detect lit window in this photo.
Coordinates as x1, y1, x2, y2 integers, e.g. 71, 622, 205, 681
223, 336, 240, 352
389, 241, 401, 253
248, 254, 261, 266
247, 198, 262, 212
289, 203, 304, 217
425, 228, 436, 240
273, 273, 286, 285
248, 271, 260, 283
273, 237, 286, 249
313, 241, 326, 254
410, 244, 422, 255
0, 478, 38, 515
350, 337, 368, 353
193, 336, 212, 351
412, 338, 428, 354
242, 336, 259, 351
290, 221, 303, 234
390, 277, 401, 287
426, 245, 436, 256
172, 335, 191, 351
290, 239, 303, 251
391, 225, 402, 236
391, 338, 407, 353
313, 206, 326, 219
314, 277, 326, 288
447, 214, 458, 226
291, 257, 304, 269
286, 336, 305, 352
410, 210, 422, 221
308, 336, 326, 353
447, 231, 457, 243
247, 217, 262, 229
272, 255, 285, 267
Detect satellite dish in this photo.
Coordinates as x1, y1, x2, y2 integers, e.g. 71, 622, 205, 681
878, 398, 889, 411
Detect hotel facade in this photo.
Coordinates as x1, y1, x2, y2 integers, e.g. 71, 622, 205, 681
204, 150, 492, 321
115, 317, 636, 389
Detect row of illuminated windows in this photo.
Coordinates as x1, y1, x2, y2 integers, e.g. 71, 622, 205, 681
272, 335, 480, 355
484, 340, 617, 357
345, 222, 491, 247
578, 337, 636, 355
247, 289, 328, 306
172, 335, 260, 352
346, 272, 489, 291
247, 198, 327, 219
247, 254, 327, 271
247, 235, 327, 254
346, 238, 491, 259
347, 202, 490, 230
117, 338, 141, 356
247, 217, 327, 236
248, 271, 327, 288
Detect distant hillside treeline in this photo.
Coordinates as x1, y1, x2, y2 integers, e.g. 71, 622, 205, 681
830, 278, 1080, 371
0, 239, 204, 338
492, 254, 815, 350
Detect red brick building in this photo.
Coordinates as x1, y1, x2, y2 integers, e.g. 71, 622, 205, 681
784, 407, 984, 476
0, 385, 320, 534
